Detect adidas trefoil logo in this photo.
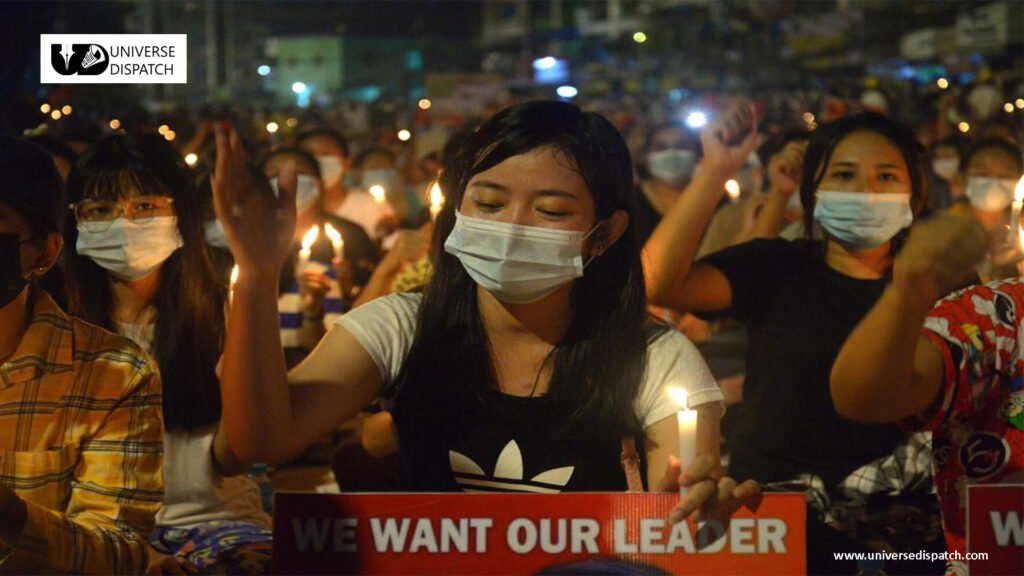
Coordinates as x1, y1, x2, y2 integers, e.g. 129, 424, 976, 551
449, 439, 574, 493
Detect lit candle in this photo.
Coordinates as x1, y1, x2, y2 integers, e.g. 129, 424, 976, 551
428, 181, 444, 221
229, 265, 239, 307
323, 222, 344, 261
725, 179, 741, 202
668, 387, 698, 497
369, 184, 386, 204
298, 225, 319, 276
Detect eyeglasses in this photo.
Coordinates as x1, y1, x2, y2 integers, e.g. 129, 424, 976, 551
71, 196, 175, 232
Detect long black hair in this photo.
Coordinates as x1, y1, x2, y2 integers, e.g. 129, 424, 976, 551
799, 112, 928, 257
65, 133, 225, 431
391, 100, 660, 486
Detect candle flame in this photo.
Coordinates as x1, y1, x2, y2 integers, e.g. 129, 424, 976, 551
725, 179, 741, 201
369, 184, 386, 203
323, 222, 343, 249
229, 265, 239, 286
301, 225, 320, 250
429, 181, 444, 207
668, 387, 689, 410
1015, 175, 1024, 204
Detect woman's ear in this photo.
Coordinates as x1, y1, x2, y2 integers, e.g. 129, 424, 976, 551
590, 210, 630, 257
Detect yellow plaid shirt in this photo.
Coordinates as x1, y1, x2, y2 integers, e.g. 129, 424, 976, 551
0, 290, 164, 574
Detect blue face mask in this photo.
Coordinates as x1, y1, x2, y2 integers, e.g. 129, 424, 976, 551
813, 191, 913, 252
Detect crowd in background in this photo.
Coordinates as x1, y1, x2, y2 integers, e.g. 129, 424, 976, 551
1, 66, 1023, 576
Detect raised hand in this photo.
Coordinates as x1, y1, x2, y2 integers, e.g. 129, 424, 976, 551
699, 99, 761, 181
894, 213, 988, 304
211, 125, 297, 278
766, 140, 808, 199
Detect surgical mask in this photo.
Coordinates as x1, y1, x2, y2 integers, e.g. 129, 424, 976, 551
931, 158, 960, 182
362, 168, 400, 193
269, 174, 321, 214
76, 217, 183, 281
965, 176, 1017, 212
316, 155, 344, 188
813, 191, 913, 252
443, 211, 600, 304
204, 219, 229, 249
647, 149, 696, 184
1, 234, 28, 308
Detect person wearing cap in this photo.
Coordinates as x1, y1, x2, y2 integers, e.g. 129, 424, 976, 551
0, 135, 164, 574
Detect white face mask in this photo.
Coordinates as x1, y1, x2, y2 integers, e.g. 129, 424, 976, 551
203, 219, 229, 249
646, 149, 696, 184
77, 216, 184, 281
931, 157, 960, 182
270, 174, 321, 214
965, 176, 1017, 212
316, 155, 344, 188
443, 211, 600, 305
813, 191, 913, 252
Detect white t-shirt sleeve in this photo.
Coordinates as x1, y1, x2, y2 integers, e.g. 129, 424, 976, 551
335, 292, 421, 390
636, 329, 723, 428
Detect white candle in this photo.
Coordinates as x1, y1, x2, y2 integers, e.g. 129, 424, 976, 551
229, 265, 239, 307
669, 387, 698, 497
323, 222, 344, 261
428, 181, 444, 222
298, 225, 319, 276
369, 184, 386, 204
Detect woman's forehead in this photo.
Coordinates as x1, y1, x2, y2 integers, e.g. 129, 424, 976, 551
469, 147, 588, 193
830, 131, 905, 166
967, 148, 1020, 174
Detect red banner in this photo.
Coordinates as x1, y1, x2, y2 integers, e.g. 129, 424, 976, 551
968, 484, 1024, 576
272, 492, 806, 575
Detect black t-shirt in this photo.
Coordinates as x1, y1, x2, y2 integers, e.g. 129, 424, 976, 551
394, 389, 631, 493
698, 238, 904, 489
445, 391, 629, 493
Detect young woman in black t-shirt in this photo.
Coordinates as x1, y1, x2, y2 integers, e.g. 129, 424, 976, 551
645, 109, 941, 570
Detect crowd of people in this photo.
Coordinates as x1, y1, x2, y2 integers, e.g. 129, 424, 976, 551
1, 77, 1022, 576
